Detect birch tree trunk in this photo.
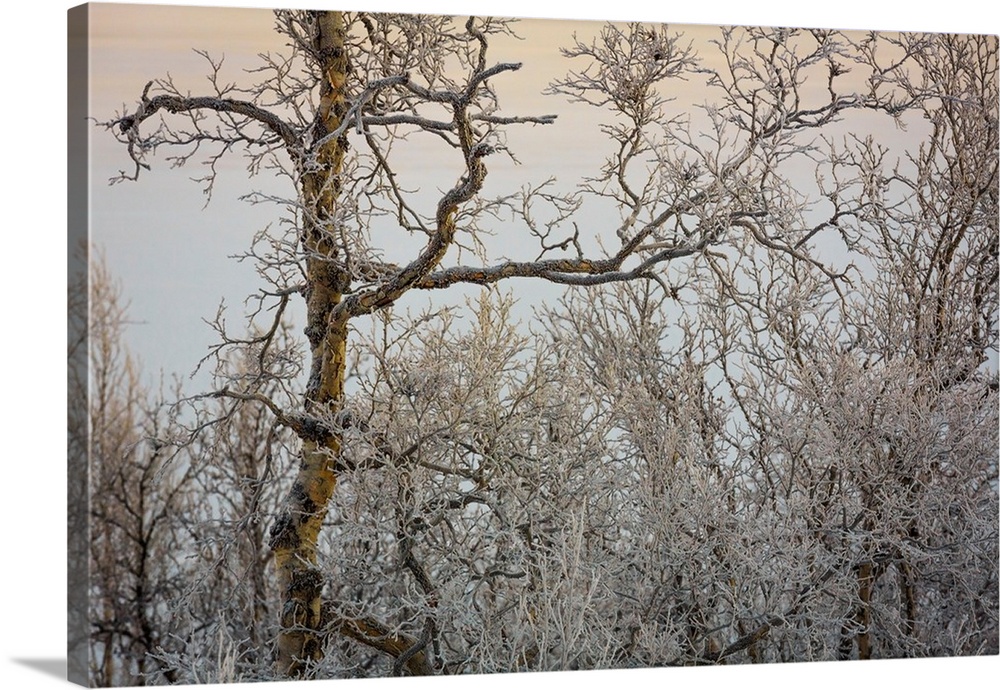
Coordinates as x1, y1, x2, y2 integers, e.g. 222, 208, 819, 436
267, 11, 351, 676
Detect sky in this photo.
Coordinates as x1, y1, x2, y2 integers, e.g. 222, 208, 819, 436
84, 2, 957, 389
86, 4, 642, 385
1, 2, 999, 690
86, 6, 755, 392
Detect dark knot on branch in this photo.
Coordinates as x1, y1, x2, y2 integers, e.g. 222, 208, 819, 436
470, 141, 495, 159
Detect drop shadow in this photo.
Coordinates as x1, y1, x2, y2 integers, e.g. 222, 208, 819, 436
11, 658, 66, 681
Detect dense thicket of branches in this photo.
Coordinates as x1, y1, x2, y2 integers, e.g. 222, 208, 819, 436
88, 9, 998, 685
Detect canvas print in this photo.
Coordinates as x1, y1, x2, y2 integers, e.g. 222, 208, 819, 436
68, 2, 999, 686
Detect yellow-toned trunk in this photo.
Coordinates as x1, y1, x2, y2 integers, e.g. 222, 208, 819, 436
269, 10, 351, 676
271, 438, 340, 673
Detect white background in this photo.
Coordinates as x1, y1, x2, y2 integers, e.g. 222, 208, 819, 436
1, 1, 998, 688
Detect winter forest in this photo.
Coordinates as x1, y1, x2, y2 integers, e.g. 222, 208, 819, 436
69, 5, 998, 686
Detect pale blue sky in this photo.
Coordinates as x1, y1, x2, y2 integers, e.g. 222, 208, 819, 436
87, 5, 700, 384
85, 2, 960, 388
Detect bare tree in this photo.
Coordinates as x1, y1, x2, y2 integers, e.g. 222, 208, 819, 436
699, 31, 999, 661
175, 325, 302, 680
100, 9, 997, 679
87, 260, 199, 686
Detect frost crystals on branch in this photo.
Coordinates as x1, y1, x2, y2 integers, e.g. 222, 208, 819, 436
100, 10, 998, 681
